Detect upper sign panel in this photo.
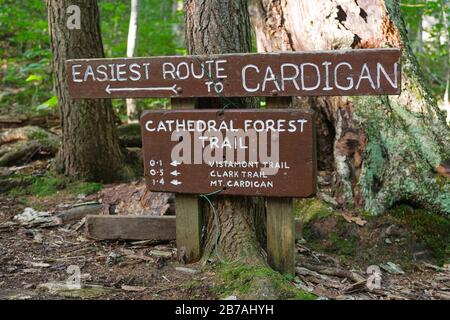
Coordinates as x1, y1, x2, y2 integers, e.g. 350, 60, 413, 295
66, 49, 401, 99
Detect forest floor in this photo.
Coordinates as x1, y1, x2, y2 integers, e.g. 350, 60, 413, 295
0, 124, 449, 300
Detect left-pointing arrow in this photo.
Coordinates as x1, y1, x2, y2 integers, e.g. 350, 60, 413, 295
170, 180, 182, 186
170, 160, 181, 167
171, 170, 180, 177
106, 84, 178, 94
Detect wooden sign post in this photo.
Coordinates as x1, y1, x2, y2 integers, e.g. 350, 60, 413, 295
171, 98, 202, 264
67, 48, 401, 275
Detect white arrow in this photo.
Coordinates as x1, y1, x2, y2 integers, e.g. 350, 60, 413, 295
171, 170, 180, 177
170, 160, 181, 167
106, 84, 178, 95
171, 180, 182, 186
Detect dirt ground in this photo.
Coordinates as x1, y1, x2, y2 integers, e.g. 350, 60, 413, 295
0, 160, 449, 300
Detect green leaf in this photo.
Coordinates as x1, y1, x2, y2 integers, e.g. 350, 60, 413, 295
26, 74, 43, 82
35, 96, 58, 111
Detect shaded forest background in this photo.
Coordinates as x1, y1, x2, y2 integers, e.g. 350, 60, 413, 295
1, 0, 449, 122
0, 0, 185, 120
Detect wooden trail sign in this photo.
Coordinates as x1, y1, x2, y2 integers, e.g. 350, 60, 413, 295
67, 48, 401, 99
140, 109, 316, 197
65, 47, 401, 275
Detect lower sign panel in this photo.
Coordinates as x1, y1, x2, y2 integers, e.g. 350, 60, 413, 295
140, 109, 316, 197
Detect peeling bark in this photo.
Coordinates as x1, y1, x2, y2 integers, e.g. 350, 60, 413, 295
249, 0, 450, 215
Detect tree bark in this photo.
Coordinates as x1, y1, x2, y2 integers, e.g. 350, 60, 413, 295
185, 0, 266, 264
47, 0, 124, 182
248, 0, 450, 215
126, 0, 139, 122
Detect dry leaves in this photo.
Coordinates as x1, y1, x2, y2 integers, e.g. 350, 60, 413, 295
341, 212, 367, 226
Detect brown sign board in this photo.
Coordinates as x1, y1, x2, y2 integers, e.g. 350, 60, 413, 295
67, 48, 401, 99
140, 109, 316, 197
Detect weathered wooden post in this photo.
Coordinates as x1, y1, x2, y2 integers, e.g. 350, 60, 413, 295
266, 96, 295, 275
66, 48, 401, 275
171, 98, 202, 263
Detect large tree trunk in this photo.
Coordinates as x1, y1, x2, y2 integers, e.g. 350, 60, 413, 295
47, 0, 124, 182
249, 0, 450, 215
126, 0, 139, 123
185, 0, 266, 265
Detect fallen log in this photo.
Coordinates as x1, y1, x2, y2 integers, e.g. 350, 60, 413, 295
0, 176, 29, 193
85, 215, 176, 241
0, 126, 59, 166
0, 115, 59, 130
0, 141, 41, 167
295, 267, 342, 289
298, 261, 365, 283
56, 203, 102, 224
0, 126, 58, 148
84, 215, 303, 242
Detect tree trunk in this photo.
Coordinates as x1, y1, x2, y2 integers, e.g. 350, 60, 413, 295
47, 0, 124, 182
126, 0, 139, 122
185, 0, 266, 265
248, 0, 450, 215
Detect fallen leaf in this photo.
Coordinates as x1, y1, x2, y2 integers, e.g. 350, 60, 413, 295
342, 213, 367, 227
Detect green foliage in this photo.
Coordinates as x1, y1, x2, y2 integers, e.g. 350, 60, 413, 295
35, 95, 58, 112
99, 0, 184, 57
99, 0, 183, 115
1, 0, 184, 119
401, 0, 450, 99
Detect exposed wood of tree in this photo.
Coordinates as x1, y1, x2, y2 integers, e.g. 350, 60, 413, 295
126, 0, 139, 122
249, 0, 450, 214
47, 0, 124, 182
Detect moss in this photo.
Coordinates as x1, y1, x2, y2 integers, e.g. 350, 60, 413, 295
67, 182, 103, 196
352, 92, 450, 215
303, 214, 359, 262
389, 205, 450, 264
180, 279, 203, 291
27, 126, 59, 151
294, 198, 334, 224
7, 173, 102, 198
328, 232, 359, 257
7, 174, 67, 197
212, 263, 316, 300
